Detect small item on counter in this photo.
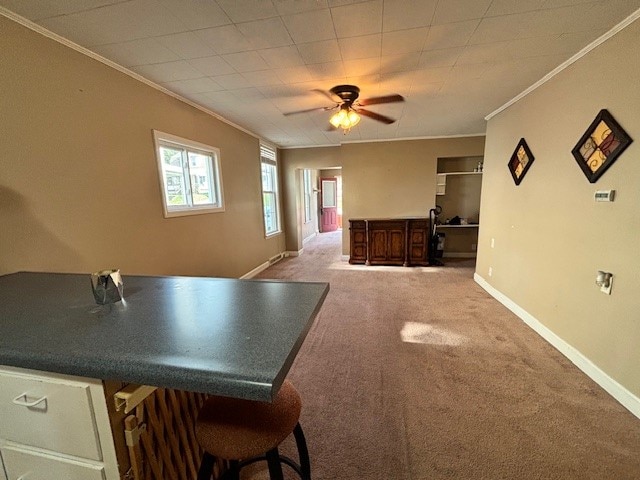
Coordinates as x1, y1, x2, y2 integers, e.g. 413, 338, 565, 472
91, 269, 124, 305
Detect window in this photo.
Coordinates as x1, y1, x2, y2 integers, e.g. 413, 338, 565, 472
303, 169, 312, 223
260, 144, 280, 236
153, 131, 224, 218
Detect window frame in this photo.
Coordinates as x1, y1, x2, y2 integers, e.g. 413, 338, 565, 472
260, 144, 282, 237
303, 169, 312, 224
153, 130, 225, 218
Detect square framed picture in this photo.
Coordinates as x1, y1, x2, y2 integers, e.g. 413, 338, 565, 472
508, 138, 535, 186
571, 109, 632, 183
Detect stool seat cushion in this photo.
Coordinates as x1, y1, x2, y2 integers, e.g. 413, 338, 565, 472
196, 380, 302, 460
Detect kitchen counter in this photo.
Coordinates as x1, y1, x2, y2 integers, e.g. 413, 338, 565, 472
0, 272, 329, 402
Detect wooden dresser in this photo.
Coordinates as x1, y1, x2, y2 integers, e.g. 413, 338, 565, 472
349, 218, 429, 266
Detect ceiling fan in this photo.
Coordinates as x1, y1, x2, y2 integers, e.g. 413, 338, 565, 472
283, 85, 404, 133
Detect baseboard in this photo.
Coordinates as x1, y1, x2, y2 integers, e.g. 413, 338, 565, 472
302, 232, 317, 245
474, 273, 640, 420
444, 253, 477, 258
341, 255, 350, 261
240, 261, 270, 279
285, 249, 303, 257
240, 253, 286, 279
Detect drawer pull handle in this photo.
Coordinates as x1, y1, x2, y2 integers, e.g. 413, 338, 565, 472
12, 393, 47, 407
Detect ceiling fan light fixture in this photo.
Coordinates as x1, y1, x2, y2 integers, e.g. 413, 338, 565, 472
330, 106, 360, 132
348, 109, 361, 127
329, 109, 344, 128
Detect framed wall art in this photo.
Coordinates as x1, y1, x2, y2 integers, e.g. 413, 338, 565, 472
508, 138, 535, 186
571, 109, 632, 183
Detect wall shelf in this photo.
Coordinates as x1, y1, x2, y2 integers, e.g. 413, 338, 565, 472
436, 224, 479, 228
437, 171, 483, 176
434, 157, 483, 258
436, 171, 482, 195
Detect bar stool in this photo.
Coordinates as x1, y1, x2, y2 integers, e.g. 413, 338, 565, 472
196, 380, 311, 480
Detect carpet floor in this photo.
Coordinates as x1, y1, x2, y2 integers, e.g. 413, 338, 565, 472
246, 231, 640, 479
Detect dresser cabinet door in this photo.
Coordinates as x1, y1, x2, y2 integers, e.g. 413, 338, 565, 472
368, 221, 406, 265
1, 446, 105, 480
349, 220, 367, 264
0, 372, 101, 461
408, 220, 429, 265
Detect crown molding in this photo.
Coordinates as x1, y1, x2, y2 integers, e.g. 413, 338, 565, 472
279, 132, 486, 149
485, 7, 640, 121
340, 133, 486, 145
279, 143, 341, 150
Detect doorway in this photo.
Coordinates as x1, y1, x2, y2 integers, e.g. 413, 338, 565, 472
319, 169, 342, 233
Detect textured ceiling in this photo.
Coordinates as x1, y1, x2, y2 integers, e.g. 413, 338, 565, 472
3, 0, 640, 147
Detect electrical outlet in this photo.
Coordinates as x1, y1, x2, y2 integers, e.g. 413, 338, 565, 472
488, 267, 493, 277
596, 271, 613, 295
491, 238, 495, 248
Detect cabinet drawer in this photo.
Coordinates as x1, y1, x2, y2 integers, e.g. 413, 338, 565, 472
0, 372, 101, 460
1, 445, 105, 480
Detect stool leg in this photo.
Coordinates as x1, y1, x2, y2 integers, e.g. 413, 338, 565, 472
198, 452, 215, 480
231, 460, 241, 480
293, 423, 311, 480
218, 460, 241, 480
266, 448, 285, 480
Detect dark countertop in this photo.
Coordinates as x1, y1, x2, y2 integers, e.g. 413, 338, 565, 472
0, 272, 329, 402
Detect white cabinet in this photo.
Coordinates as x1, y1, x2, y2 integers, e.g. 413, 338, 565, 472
1, 446, 105, 480
0, 367, 120, 480
0, 371, 102, 460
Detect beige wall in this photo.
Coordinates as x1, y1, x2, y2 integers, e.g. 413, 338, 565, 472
0, 17, 284, 278
340, 138, 485, 254
476, 20, 640, 396
281, 138, 485, 254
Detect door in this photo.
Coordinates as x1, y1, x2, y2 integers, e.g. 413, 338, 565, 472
320, 177, 338, 232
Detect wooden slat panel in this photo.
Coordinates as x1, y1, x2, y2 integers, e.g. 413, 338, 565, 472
119, 388, 226, 480
156, 391, 188, 480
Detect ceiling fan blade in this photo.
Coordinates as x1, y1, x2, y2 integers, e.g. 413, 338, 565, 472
357, 94, 404, 106
283, 106, 334, 116
356, 108, 396, 124
312, 88, 341, 102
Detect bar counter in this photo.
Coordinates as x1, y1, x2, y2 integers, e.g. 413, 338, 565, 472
0, 272, 329, 402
